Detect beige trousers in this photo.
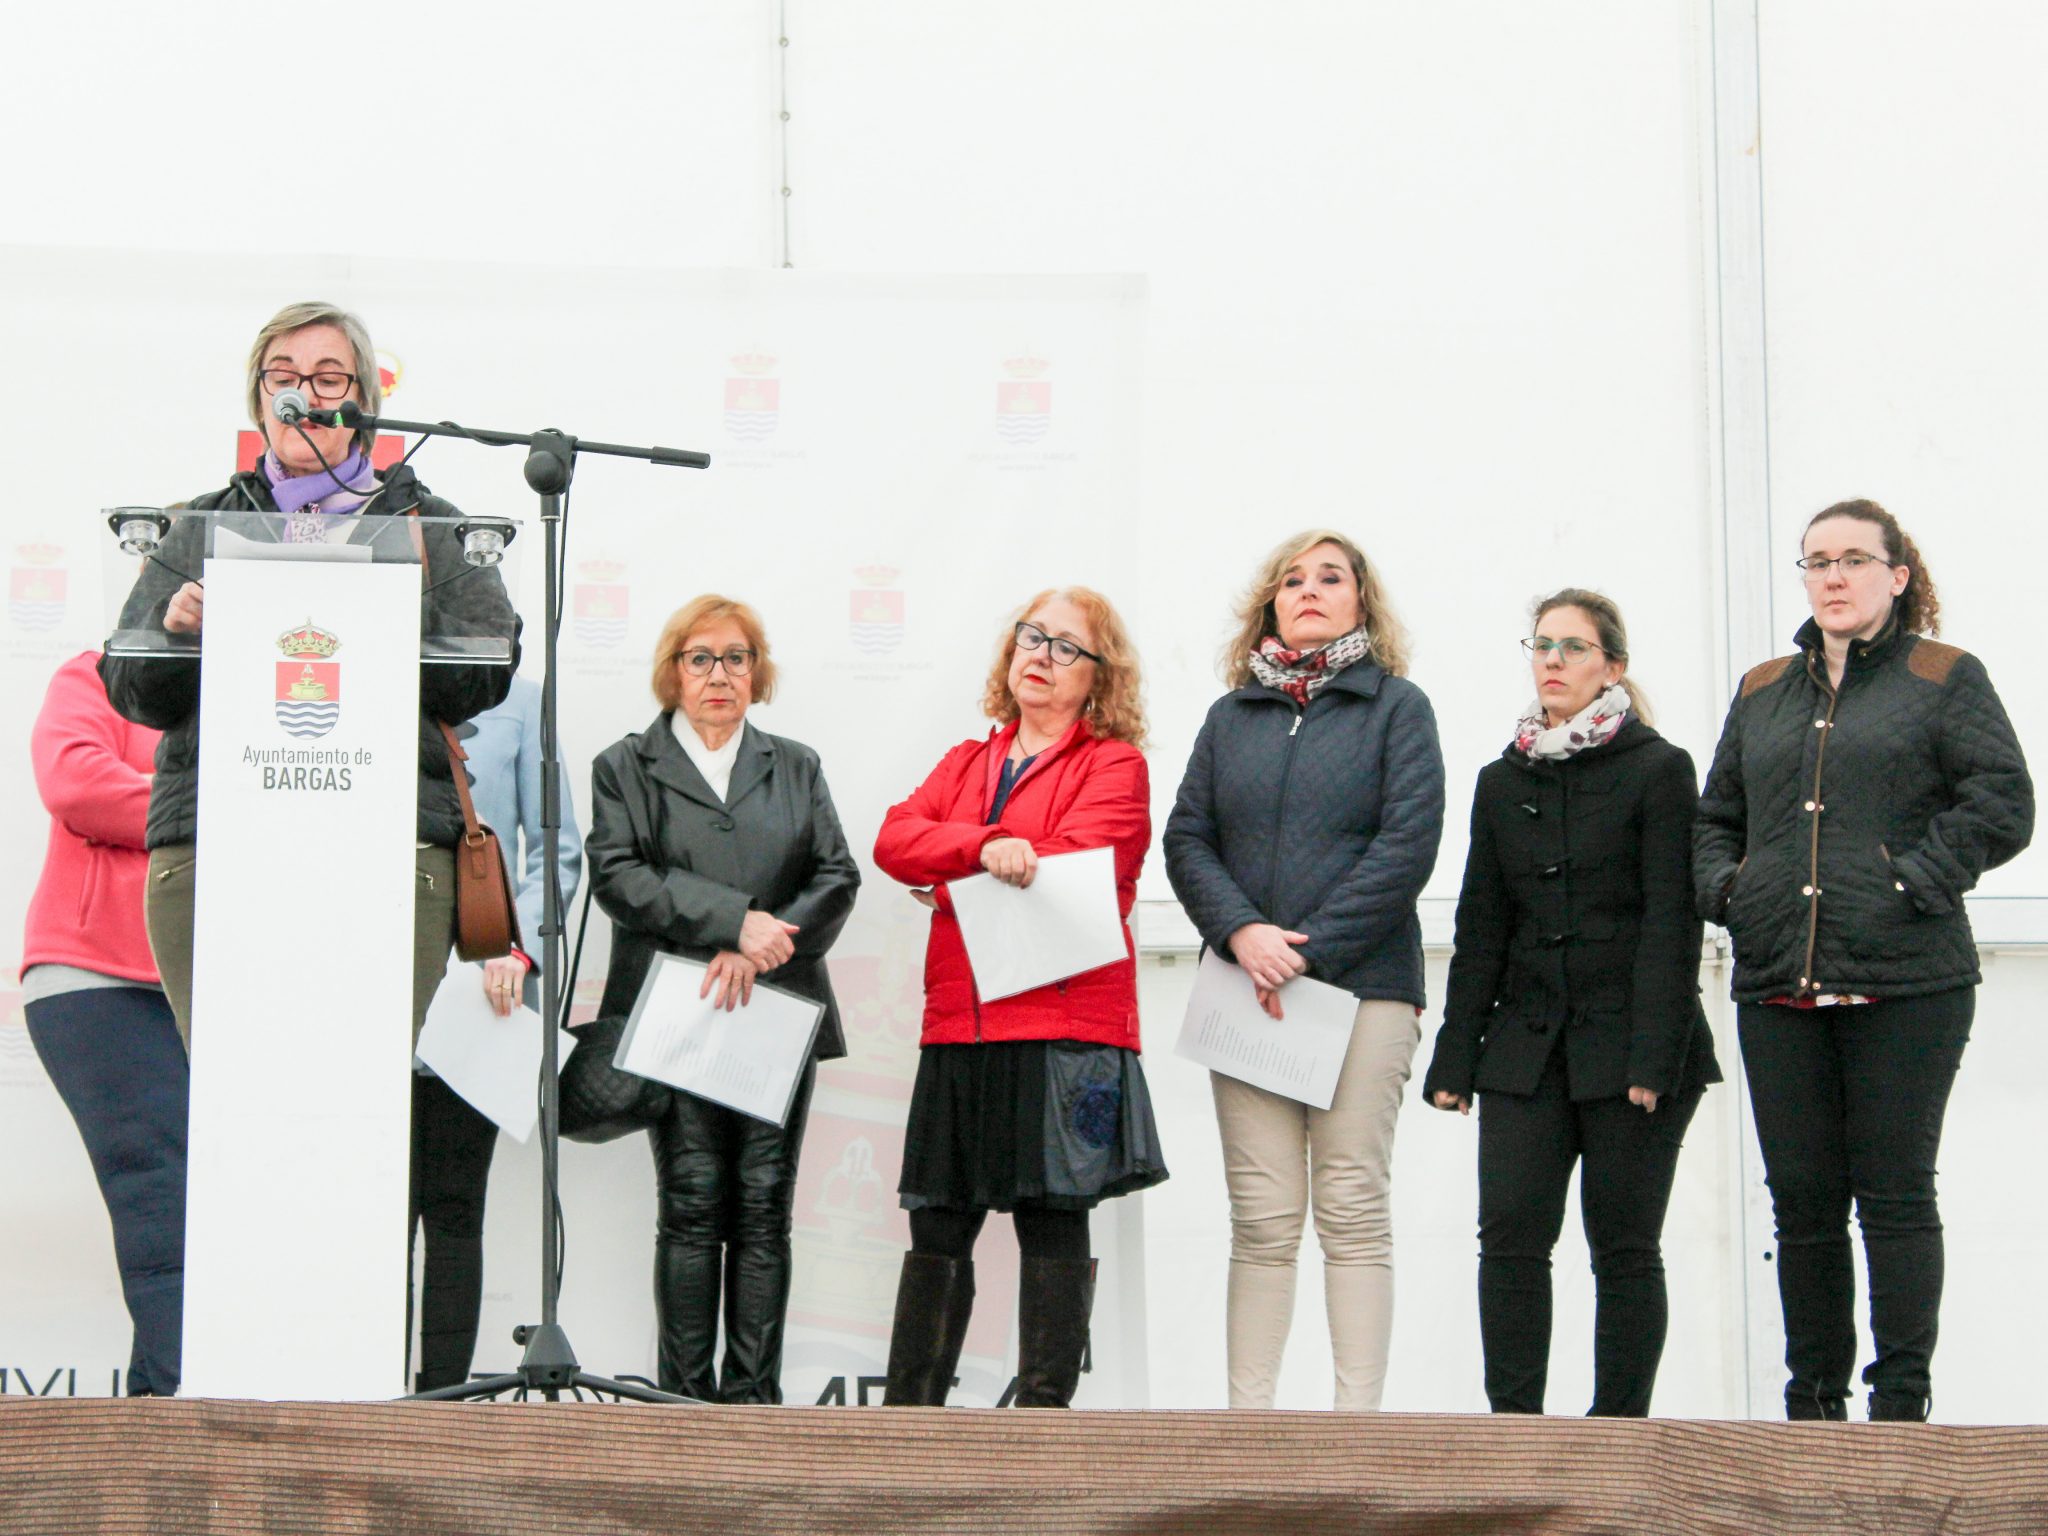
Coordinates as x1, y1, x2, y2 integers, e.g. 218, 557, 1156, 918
146, 842, 457, 1050
1211, 997, 1421, 1410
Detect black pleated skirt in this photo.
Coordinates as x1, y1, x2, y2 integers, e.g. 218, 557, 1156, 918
898, 1039, 1169, 1212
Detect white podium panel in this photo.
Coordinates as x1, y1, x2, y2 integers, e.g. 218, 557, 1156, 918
182, 558, 422, 1400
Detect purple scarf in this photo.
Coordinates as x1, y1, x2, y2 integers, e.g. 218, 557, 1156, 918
265, 448, 376, 516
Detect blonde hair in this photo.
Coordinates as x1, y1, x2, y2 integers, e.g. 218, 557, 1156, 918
244, 301, 383, 449
1531, 587, 1654, 726
1221, 529, 1411, 686
651, 596, 777, 709
980, 587, 1147, 747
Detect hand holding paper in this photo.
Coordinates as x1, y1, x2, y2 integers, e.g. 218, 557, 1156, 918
417, 960, 576, 1143
948, 845, 1128, 1002
1175, 950, 1359, 1110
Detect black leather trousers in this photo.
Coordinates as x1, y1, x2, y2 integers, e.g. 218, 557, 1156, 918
651, 1061, 816, 1403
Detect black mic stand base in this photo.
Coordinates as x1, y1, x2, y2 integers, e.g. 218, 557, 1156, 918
410, 1324, 699, 1405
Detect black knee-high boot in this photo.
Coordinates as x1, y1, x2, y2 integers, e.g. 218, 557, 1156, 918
1012, 1257, 1095, 1409
882, 1253, 975, 1406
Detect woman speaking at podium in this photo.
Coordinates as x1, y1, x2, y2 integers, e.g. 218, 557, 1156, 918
588, 595, 860, 1404
873, 587, 1166, 1409
98, 300, 520, 1386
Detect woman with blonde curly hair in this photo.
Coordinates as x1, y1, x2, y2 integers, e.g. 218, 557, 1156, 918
1164, 530, 1444, 1410
873, 586, 1167, 1408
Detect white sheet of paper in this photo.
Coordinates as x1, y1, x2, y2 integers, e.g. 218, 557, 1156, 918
948, 845, 1128, 1002
1174, 949, 1360, 1110
416, 961, 575, 1143
614, 954, 824, 1126
212, 526, 373, 562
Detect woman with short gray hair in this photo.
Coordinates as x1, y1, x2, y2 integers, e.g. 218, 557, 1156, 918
99, 298, 520, 1392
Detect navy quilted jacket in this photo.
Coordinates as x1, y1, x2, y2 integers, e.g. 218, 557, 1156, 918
1164, 663, 1445, 1007
1694, 618, 2033, 1004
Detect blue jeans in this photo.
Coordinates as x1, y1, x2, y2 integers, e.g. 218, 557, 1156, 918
25, 986, 188, 1395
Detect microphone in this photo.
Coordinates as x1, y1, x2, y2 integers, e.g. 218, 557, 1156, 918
271, 392, 363, 429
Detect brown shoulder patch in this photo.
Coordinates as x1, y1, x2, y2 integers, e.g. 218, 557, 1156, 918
1739, 655, 1797, 698
1907, 639, 1965, 685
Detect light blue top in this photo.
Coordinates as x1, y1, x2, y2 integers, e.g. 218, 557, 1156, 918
463, 675, 584, 1004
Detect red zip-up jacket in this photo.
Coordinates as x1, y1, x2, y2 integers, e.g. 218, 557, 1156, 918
21, 652, 161, 983
874, 718, 1150, 1049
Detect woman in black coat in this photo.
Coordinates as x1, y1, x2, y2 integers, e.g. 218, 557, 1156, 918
1695, 500, 2032, 1422
588, 595, 860, 1403
1423, 588, 1719, 1418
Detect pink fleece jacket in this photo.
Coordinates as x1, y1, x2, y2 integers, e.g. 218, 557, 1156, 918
21, 652, 161, 983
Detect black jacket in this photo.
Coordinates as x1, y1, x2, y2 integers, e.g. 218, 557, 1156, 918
1163, 663, 1445, 1007
589, 714, 861, 1060
98, 469, 520, 849
1423, 718, 1721, 1104
1694, 617, 2032, 1004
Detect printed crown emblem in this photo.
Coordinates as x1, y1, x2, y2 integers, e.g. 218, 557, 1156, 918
277, 619, 341, 659
729, 351, 779, 376
15, 542, 63, 566
1002, 354, 1050, 379
579, 559, 627, 584
853, 564, 900, 588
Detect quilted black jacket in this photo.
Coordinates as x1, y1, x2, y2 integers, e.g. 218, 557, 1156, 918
1163, 662, 1444, 1007
1694, 617, 2032, 1003
100, 468, 521, 849
1422, 718, 1721, 1104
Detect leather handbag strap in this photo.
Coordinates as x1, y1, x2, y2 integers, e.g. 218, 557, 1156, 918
438, 720, 487, 846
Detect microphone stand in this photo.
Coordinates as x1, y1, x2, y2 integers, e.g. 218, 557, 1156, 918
361, 407, 709, 1405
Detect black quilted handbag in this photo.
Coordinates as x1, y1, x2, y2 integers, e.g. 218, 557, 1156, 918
557, 886, 674, 1143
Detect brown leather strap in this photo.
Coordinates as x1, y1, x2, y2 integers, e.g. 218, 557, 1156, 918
438, 720, 486, 846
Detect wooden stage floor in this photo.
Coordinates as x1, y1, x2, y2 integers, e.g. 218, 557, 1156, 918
3, 1397, 2045, 1534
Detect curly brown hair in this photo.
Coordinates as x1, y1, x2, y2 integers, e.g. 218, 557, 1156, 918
980, 587, 1147, 747
1804, 499, 1942, 637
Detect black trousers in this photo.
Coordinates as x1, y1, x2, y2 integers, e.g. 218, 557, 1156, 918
25, 986, 189, 1397
908, 1203, 1092, 1262
407, 1072, 501, 1392
1477, 1045, 1699, 1417
1738, 989, 1973, 1414
651, 1063, 816, 1404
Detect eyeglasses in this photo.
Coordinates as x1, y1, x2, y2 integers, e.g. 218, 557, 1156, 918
1795, 552, 1892, 581
677, 647, 756, 676
1521, 636, 1609, 664
258, 367, 358, 401
1014, 621, 1102, 667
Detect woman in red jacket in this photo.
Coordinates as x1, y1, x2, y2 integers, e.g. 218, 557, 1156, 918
19, 653, 185, 1395
874, 587, 1166, 1407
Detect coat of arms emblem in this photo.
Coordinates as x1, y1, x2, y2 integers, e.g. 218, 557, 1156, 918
275, 619, 342, 738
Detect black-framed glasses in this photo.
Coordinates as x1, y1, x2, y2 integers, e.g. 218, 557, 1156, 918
1521, 636, 1609, 664
258, 367, 358, 401
677, 647, 756, 676
1014, 621, 1101, 667
1795, 552, 1892, 581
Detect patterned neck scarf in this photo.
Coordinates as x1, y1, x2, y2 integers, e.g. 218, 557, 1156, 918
1514, 681, 1631, 761
1247, 626, 1373, 706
